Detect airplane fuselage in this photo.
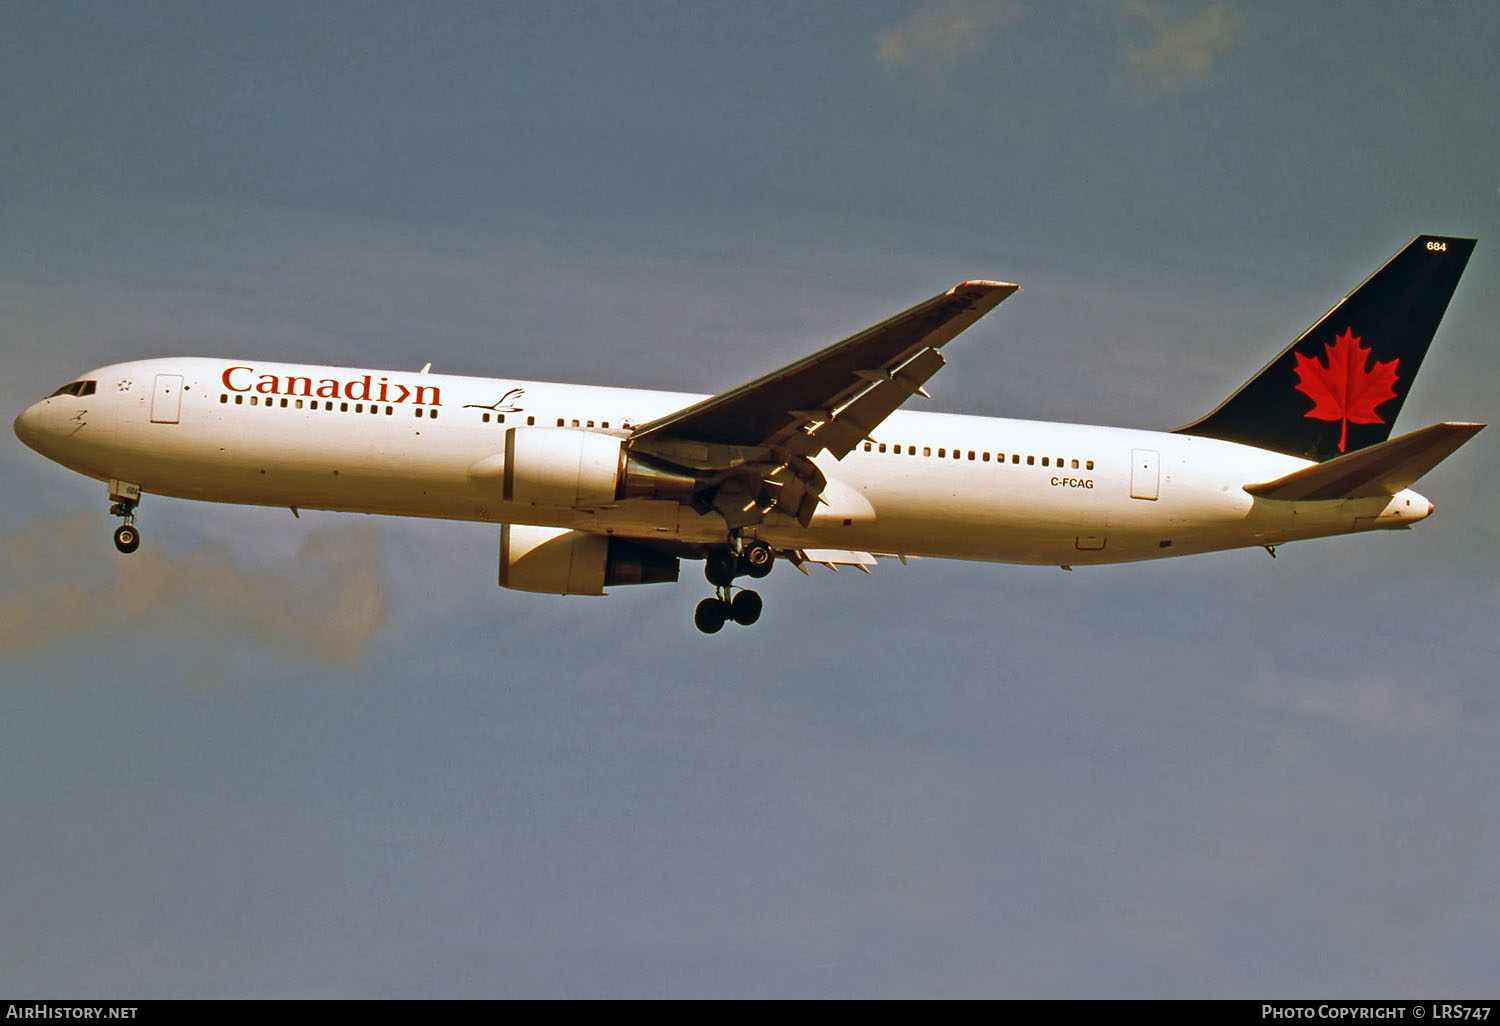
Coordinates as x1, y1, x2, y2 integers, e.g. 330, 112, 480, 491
14, 356, 1432, 569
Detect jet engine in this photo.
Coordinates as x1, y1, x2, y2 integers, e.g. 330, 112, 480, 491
498, 524, 680, 595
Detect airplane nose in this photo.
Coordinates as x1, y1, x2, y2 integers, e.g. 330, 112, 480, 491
12, 401, 45, 453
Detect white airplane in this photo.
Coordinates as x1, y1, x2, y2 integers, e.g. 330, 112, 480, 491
13, 235, 1482, 633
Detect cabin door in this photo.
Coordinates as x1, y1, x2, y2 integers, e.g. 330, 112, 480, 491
150, 374, 183, 424
1130, 448, 1159, 500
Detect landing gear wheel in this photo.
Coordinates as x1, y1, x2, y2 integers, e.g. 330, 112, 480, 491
730, 589, 762, 626
743, 542, 774, 579
705, 551, 738, 588
113, 523, 140, 554
694, 597, 729, 634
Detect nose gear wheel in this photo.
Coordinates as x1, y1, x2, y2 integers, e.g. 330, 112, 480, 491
109, 497, 140, 554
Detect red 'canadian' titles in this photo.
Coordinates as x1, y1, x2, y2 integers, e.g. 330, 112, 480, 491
222, 365, 442, 407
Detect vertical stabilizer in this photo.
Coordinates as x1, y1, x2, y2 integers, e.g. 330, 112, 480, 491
1176, 235, 1475, 461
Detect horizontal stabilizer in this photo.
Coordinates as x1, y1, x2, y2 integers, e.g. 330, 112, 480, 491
1244, 422, 1484, 501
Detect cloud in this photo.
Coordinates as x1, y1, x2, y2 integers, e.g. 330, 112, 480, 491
1100, 0, 1246, 97
1253, 673, 1459, 734
874, 0, 1024, 85
873, 1, 1242, 100
0, 512, 388, 664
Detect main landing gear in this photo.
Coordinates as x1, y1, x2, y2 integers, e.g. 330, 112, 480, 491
694, 540, 774, 634
110, 497, 140, 554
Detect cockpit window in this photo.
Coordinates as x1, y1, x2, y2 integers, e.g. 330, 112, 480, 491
48, 380, 97, 398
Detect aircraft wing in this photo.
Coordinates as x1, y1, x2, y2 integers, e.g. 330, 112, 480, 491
625, 280, 1017, 529
630, 280, 1018, 459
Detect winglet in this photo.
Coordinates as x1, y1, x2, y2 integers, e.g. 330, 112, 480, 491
953, 280, 1020, 294
1244, 421, 1484, 501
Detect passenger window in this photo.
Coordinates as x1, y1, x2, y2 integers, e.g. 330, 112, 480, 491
1071, 459, 1079, 469
863, 441, 872, 451
556, 418, 564, 427
295, 399, 303, 409
251, 396, 259, 406
1042, 457, 1049, 467
341, 402, 349, 412
968, 451, 975, 460
1086, 460, 1095, 470
1026, 455, 1034, 465
587, 420, 594, 428
220, 394, 228, 404
482, 413, 490, 423
430, 410, 438, 420
981, 452, 989, 462
878, 443, 887, 453
527, 416, 535, 426
923, 446, 931, 457
601, 421, 608, 429
415, 407, 423, 417
937, 448, 945, 458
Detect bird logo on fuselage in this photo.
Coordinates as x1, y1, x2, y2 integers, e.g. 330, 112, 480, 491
463, 387, 526, 413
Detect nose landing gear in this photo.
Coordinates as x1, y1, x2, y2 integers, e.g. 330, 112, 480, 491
108, 484, 142, 554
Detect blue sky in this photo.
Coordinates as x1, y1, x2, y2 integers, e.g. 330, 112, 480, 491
2, 1, 1498, 997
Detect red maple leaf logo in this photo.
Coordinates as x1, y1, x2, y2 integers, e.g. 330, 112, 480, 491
1292, 327, 1400, 453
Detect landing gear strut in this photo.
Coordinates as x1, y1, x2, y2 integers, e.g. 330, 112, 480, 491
110, 496, 140, 554
695, 539, 773, 634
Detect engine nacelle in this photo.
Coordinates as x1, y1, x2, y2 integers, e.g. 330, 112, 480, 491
498, 428, 701, 507
503, 427, 624, 507
499, 524, 680, 595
